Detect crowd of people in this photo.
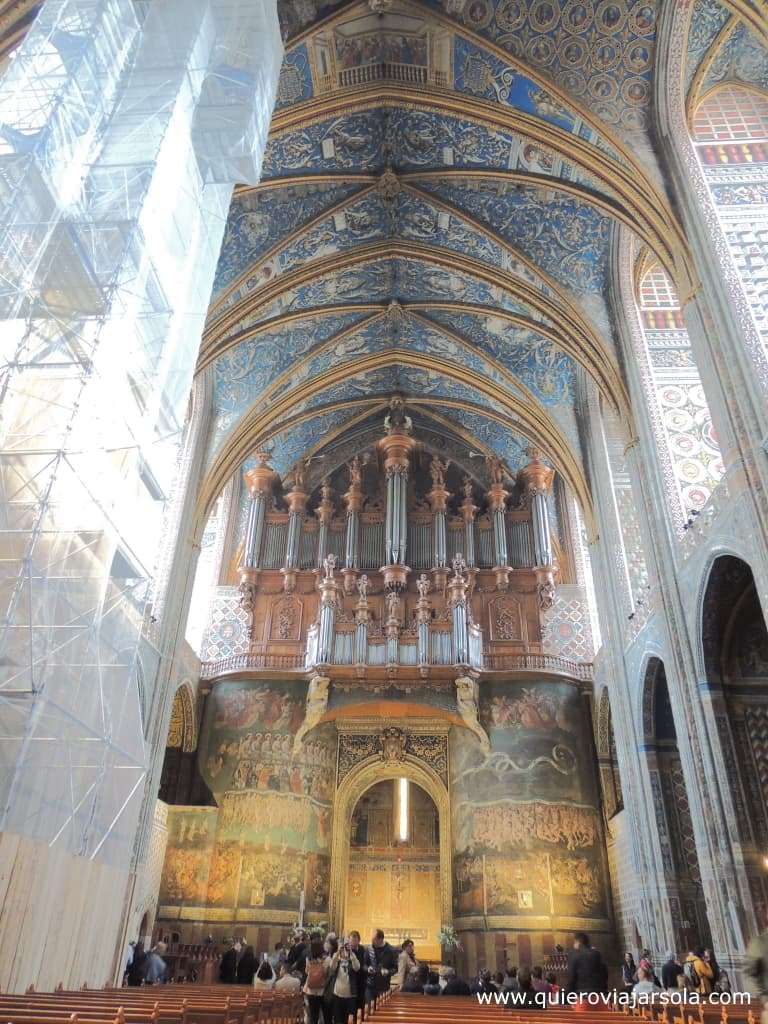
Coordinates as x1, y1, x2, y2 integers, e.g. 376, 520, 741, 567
124, 927, 733, 1011
216, 929, 602, 1014
620, 945, 731, 998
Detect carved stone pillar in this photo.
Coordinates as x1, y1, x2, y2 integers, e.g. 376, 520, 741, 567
317, 555, 340, 666
315, 479, 334, 570
343, 455, 364, 594
517, 448, 556, 610
486, 457, 510, 590
282, 465, 308, 593
448, 554, 470, 666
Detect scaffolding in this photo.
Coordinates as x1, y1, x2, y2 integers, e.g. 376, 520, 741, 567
0, 0, 281, 870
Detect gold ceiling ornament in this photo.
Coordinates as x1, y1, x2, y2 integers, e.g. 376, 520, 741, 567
377, 165, 402, 203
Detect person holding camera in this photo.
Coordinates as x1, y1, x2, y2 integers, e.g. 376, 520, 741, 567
329, 937, 361, 1024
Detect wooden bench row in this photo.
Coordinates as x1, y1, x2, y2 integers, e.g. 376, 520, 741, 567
0, 988, 302, 1024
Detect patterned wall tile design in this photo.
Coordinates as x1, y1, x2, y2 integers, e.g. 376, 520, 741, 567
202, 588, 251, 663
541, 587, 591, 660
653, 377, 724, 509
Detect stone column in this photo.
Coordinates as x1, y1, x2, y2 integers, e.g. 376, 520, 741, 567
517, 448, 556, 611
486, 457, 510, 590
315, 479, 334, 570
282, 465, 308, 593
343, 455, 364, 595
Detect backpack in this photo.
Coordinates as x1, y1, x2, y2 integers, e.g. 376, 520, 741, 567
307, 958, 326, 989
684, 959, 699, 989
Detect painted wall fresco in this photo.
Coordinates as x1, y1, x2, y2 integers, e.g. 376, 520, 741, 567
157, 681, 336, 922
451, 680, 609, 927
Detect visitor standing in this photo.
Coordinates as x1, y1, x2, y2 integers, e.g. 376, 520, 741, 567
329, 938, 361, 1024
303, 939, 330, 1024
366, 929, 397, 1002
564, 932, 608, 995
661, 952, 682, 991
621, 952, 637, 994
219, 943, 237, 984
236, 946, 257, 985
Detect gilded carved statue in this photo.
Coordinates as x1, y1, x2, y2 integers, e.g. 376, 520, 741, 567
455, 676, 491, 753
348, 455, 362, 490
429, 455, 449, 489
293, 675, 330, 754
487, 455, 505, 487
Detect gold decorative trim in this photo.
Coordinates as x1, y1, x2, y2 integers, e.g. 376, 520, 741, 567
328, 753, 452, 932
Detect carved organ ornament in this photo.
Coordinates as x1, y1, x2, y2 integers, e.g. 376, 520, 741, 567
225, 400, 564, 681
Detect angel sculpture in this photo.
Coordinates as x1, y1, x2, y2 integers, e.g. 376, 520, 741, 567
455, 676, 491, 753
293, 676, 330, 755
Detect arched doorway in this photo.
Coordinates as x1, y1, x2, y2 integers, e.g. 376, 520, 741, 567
642, 657, 710, 952
158, 683, 212, 805
329, 757, 451, 949
702, 555, 768, 928
343, 779, 441, 961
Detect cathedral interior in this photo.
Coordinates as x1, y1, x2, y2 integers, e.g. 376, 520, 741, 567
0, 0, 768, 995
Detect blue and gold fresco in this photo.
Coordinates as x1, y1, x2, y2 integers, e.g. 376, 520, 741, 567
685, 0, 731, 94
210, 311, 373, 452
419, 178, 611, 294
422, 0, 658, 135
275, 42, 314, 109
423, 308, 576, 405
213, 182, 366, 298
262, 111, 386, 178
702, 20, 768, 96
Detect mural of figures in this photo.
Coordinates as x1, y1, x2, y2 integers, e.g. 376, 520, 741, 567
158, 681, 335, 925
450, 679, 609, 934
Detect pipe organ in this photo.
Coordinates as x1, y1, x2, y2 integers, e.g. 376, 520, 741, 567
206, 406, 562, 681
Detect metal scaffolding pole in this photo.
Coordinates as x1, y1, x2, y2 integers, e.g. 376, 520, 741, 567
0, 0, 281, 886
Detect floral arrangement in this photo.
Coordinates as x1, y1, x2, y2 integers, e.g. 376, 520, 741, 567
436, 924, 463, 952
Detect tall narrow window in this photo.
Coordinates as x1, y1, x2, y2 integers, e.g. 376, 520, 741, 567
396, 778, 409, 842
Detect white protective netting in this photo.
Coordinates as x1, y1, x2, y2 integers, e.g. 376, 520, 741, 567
0, 0, 281, 869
